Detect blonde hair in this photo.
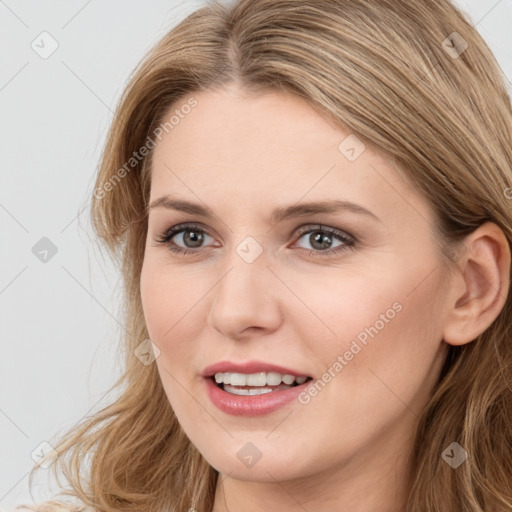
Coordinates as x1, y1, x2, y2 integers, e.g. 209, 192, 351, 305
19, 0, 512, 511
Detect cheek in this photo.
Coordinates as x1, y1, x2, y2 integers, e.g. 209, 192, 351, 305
287, 273, 447, 464
140, 261, 204, 415
295, 258, 447, 401
278, 263, 410, 360
140, 259, 203, 343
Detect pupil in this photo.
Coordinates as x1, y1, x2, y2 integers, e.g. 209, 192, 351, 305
184, 230, 203, 248
311, 231, 332, 250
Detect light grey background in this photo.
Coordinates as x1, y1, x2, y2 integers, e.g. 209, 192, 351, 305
1, 0, 511, 509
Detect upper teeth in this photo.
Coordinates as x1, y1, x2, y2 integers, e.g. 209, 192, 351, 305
214, 372, 308, 386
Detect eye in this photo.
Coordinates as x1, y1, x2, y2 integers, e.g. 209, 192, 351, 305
153, 222, 356, 257
154, 223, 216, 255
292, 224, 355, 256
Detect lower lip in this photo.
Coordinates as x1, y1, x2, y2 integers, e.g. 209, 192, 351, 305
204, 377, 311, 416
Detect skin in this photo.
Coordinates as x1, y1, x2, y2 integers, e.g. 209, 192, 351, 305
139, 83, 510, 512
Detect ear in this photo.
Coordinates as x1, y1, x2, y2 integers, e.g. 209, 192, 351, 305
443, 222, 511, 346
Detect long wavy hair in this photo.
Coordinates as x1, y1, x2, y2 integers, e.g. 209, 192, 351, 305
18, 0, 512, 511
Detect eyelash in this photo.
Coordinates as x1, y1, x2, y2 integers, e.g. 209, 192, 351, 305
154, 222, 356, 258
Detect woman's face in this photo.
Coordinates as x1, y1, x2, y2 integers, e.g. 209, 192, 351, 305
140, 84, 455, 484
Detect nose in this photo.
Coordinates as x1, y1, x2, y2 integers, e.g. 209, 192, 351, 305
206, 248, 283, 340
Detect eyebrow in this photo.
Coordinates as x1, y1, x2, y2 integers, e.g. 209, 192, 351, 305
148, 196, 381, 224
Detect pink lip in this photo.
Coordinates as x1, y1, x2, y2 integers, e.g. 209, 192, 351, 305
201, 360, 313, 416
201, 360, 310, 378
204, 376, 312, 416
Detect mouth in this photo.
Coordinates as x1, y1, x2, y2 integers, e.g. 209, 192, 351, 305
211, 372, 313, 396
202, 363, 315, 415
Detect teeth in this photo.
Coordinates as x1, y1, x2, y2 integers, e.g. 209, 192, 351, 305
281, 374, 295, 385
230, 373, 246, 386
266, 372, 282, 386
213, 371, 309, 386
223, 383, 293, 395
246, 372, 267, 386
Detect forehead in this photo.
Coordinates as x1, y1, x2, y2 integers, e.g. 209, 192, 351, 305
149, 85, 432, 227
155, 86, 347, 169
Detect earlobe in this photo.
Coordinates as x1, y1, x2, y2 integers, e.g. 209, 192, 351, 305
443, 222, 511, 347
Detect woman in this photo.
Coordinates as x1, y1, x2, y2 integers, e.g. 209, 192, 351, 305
17, 0, 512, 510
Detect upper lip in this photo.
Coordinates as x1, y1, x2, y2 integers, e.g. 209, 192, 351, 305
201, 360, 311, 378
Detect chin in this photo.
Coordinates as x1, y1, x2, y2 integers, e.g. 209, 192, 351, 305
199, 441, 318, 483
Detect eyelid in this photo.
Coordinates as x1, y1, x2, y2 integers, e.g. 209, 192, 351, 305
155, 222, 355, 244
292, 223, 355, 242
154, 221, 357, 258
